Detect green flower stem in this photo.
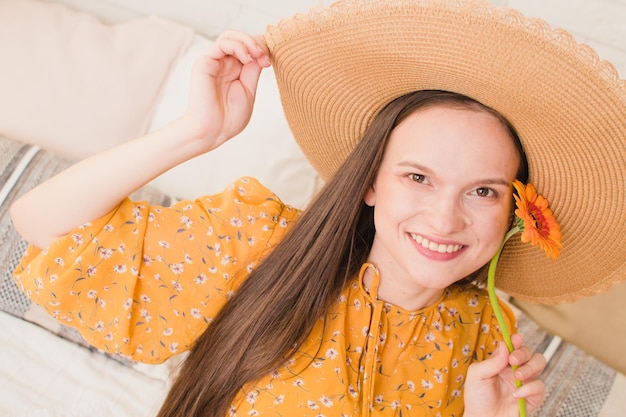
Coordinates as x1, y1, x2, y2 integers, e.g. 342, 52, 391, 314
487, 226, 527, 417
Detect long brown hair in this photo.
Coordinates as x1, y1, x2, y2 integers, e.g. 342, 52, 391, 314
156, 90, 528, 417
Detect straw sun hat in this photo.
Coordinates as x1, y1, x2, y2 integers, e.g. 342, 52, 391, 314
264, 0, 626, 304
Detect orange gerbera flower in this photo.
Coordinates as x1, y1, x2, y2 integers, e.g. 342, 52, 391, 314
512, 180, 563, 260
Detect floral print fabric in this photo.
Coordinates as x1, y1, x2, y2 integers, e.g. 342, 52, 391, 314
14, 177, 298, 363
230, 268, 515, 416
14, 177, 515, 416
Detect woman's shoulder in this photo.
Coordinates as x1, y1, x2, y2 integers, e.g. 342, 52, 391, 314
443, 283, 490, 302
441, 284, 508, 314
194, 176, 301, 216
442, 284, 517, 328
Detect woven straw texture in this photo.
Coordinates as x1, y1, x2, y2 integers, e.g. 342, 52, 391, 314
265, 0, 626, 304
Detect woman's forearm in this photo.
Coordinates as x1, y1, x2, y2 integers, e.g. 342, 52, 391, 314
10, 117, 208, 249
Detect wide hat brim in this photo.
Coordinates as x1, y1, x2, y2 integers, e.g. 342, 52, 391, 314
264, 0, 626, 304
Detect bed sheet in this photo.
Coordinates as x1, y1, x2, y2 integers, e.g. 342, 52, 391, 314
0, 311, 168, 417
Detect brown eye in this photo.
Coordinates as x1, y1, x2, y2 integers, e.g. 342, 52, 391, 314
409, 173, 426, 183
474, 187, 495, 197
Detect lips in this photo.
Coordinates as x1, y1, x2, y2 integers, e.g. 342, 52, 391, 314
410, 233, 463, 254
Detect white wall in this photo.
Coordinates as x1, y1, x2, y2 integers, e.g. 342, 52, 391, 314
506, 0, 626, 76
53, 0, 626, 76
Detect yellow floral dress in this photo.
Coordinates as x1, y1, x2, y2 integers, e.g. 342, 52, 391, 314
14, 177, 515, 417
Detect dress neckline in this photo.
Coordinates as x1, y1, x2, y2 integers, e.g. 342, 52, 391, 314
357, 262, 449, 316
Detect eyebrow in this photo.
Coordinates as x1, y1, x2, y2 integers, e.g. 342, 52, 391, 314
396, 160, 512, 187
397, 161, 434, 174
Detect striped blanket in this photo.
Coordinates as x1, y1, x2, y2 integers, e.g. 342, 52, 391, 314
0, 136, 177, 381
0, 136, 624, 415
514, 304, 625, 416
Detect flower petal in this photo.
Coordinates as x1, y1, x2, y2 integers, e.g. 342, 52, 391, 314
512, 180, 562, 260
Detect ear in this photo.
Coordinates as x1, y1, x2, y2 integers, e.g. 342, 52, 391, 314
364, 185, 376, 207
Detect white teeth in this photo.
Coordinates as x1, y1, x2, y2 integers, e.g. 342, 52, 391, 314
411, 234, 462, 254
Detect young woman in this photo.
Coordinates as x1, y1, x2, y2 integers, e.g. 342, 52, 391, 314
11, 0, 626, 416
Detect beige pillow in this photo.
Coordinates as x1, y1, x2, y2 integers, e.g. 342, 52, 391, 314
512, 280, 626, 375
0, 0, 193, 159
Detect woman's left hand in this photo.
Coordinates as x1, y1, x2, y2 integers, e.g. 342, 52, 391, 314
464, 333, 546, 417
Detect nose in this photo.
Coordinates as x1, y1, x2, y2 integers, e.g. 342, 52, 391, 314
424, 194, 469, 235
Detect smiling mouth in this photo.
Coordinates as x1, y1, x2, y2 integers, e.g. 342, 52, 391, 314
410, 233, 464, 254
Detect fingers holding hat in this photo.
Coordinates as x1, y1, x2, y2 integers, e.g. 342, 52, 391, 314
210, 31, 271, 100
212, 30, 271, 68
184, 30, 272, 150
197, 30, 271, 101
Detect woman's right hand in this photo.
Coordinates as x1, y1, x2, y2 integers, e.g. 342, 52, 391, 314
464, 334, 546, 417
181, 31, 271, 152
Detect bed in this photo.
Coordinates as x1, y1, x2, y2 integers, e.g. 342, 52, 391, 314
0, 0, 625, 415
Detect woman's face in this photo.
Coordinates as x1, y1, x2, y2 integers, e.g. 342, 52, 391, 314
364, 105, 520, 310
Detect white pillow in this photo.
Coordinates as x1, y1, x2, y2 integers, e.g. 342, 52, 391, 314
148, 36, 320, 209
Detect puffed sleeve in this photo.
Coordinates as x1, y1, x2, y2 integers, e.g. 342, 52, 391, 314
13, 177, 300, 364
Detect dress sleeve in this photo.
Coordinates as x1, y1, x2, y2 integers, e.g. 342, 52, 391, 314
13, 177, 300, 364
